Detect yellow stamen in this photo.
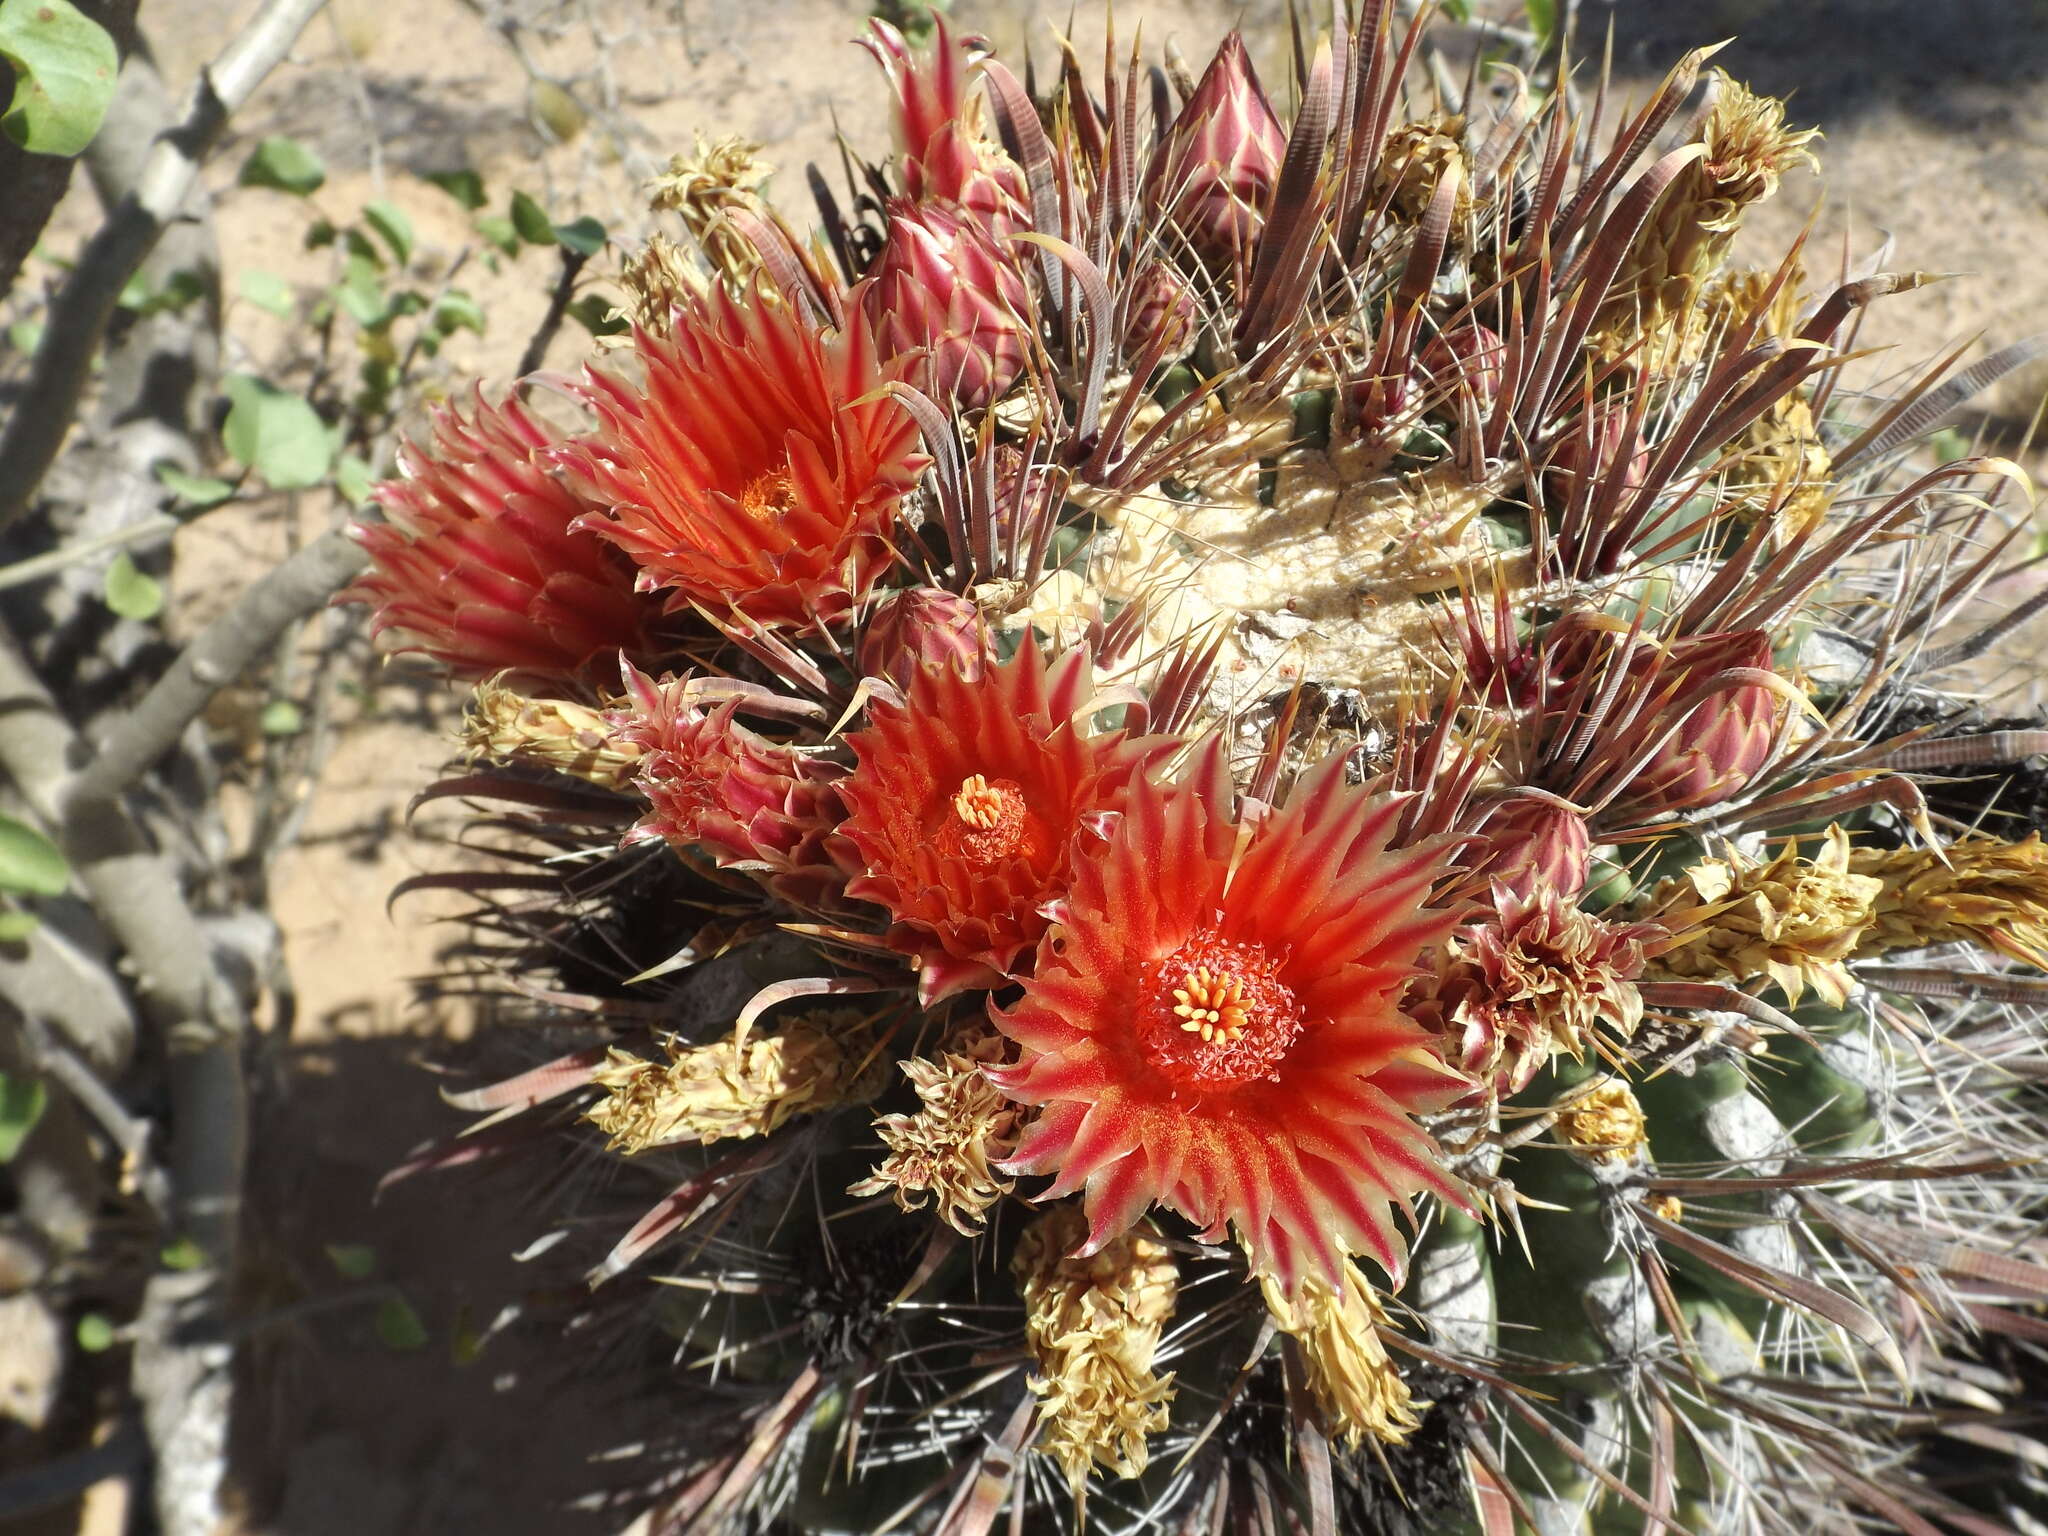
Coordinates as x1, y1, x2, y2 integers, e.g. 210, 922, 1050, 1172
739, 470, 797, 522
952, 773, 1007, 830
1172, 966, 1251, 1042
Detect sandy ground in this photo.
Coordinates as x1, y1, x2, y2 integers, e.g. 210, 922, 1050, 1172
17, 0, 2048, 1529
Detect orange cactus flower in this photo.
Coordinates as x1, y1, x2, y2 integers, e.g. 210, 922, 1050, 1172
990, 747, 1471, 1297
838, 645, 1166, 1004
342, 390, 658, 681
556, 286, 928, 632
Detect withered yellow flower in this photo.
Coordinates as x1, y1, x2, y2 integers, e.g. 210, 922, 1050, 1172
1558, 1078, 1649, 1164
1852, 834, 2048, 970
1647, 826, 1881, 1006
1258, 1260, 1421, 1450
586, 1013, 884, 1154
649, 132, 777, 294
463, 677, 642, 791
1013, 1204, 1178, 1493
849, 1021, 1026, 1234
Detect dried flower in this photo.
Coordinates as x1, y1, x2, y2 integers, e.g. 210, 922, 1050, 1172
850, 1019, 1026, 1234
1646, 826, 1882, 1006
1372, 114, 1470, 225
1013, 1204, 1177, 1492
1558, 1078, 1649, 1164
992, 749, 1469, 1296
649, 132, 777, 292
1851, 834, 2048, 970
1405, 884, 1653, 1097
558, 286, 928, 631
856, 585, 988, 687
586, 1013, 885, 1153
865, 199, 1034, 409
1257, 1260, 1421, 1450
616, 666, 846, 905
613, 234, 700, 339
462, 677, 643, 790
1146, 32, 1286, 270
839, 644, 1166, 1002
342, 390, 657, 681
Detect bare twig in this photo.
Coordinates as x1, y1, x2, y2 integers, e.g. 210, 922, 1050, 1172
0, 513, 180, 592
516, 243, 591, 379
0, 1416, 145, 1520
69, 527, 368, 806
0, 0, 330, 531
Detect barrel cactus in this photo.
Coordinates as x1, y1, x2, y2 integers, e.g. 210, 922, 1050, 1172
344, 8, 2048, 1533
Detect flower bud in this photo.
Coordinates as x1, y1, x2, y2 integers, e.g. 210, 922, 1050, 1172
858, 586, 988, 688
1543, 400, 1653, 512
862, 15, 1030, 238
1611, 629, 1781, 820
1145, 33, 1286, 270
865, 200, 1033, 409
1419, 323, 1506, 416
1121, 261, 1201, 364
1464, 800, 1592, 900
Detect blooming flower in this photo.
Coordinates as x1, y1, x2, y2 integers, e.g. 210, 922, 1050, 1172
860, 13, 1031, 238
991, 748, 1469, 1296
342, 390, 657, 681
557, 286, 928, 631
838, 644, 1164, 1002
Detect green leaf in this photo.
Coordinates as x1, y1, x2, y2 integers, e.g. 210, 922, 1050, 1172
566, 292, 626, 337
0, 814, 66, 896
432, 289, 484, 337
1929, 427, 1970, 464
0, 0, 116, 156
552, 215, 605, 257
334, 451, 374, 505
1523, 0, 1556, 48
259, 699, 303, 737
473, 215, 518, 257
222, 374, 333, 489
239, 135, 325, 196
424, 168, 485, 210
375, 1295, 429, 1351
103, 550, 163, 621
160, 1237, 204, 1272
325, 1243, 377, 1280
509, 190, 553, 246
335, 255, 387, 330
75, 1313, 115, 1352
362, 199, 413, 266
117, 266, 204, 317
7, 318, 41, 352
0, 908, 40, 942
0, 1073, 47, 1162
239, 268, 295, 317
155, 463, 234, 508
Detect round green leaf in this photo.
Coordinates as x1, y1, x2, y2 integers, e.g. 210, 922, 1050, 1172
362, 200, 414, 267
375, 1295, 429, 1351
75, 1313, 115, 1352
154, 464, 234, 508
103, 550, 163, 620
239, 135, 326, 196
552, 215, 605, 257
0, 1072, 47, 1162
238, 268, 295, 318
222, 374, 333, 489
0, 813, 66, 896
424, 168, 485, 210
0, 907, 37, 942
432, 289, 484, 337
334, 452, 374, 505
509, 190, 553, 246
0, 0, 116, 156
259, 699, 303, 737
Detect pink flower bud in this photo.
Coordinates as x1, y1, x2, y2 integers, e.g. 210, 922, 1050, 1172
1419, 323, 1506, 415
1610, 630, 1781, 820
1543, 400, 1653, 511
1464, 800, 1592, 901
865, 200, 1034, 409
1145, 33, 1286, 270
859, 587, 988, 688
861, 15, 1030, 239
1121, 261, 1202, 363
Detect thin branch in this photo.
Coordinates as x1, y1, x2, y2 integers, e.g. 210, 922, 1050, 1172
516, 243, 590, 379
0, 513, 179, 592
0, 0, 330, 530
69, 527, 367, 807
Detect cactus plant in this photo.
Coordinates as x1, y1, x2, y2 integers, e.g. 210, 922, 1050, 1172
343, 9, 2048, 1533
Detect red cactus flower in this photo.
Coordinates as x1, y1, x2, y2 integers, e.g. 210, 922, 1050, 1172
860, 14, 1030, 238
865, 200, 1034, 410
554, 286, 928, 632
989, 748, 1470, 1296
837, 644, 1166, 1004
616, 666, 848, 908
858, 586, 988, 688
340, 390, 658, 681
1145, 33, 1287, 270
